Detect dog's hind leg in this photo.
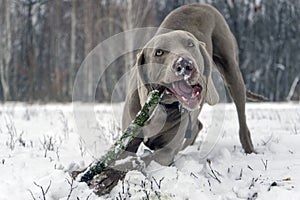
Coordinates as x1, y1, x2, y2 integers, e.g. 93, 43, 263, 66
212, 26, 254, 153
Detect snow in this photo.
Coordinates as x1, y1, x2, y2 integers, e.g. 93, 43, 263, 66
0, 102, 299, 200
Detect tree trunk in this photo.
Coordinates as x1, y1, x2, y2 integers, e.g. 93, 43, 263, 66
0, 0, 12, 101
123, 0, 153, 93
0, 40, 10, 101
287, 76, 300, 101
83, 1, 93, 101
69, 0, 77, 97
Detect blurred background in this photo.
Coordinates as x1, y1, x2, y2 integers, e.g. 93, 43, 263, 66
0, 0, 299, 103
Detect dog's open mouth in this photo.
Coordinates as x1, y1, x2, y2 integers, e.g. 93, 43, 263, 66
166, 80, 202, 110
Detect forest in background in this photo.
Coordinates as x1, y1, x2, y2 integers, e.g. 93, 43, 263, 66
0, 0, 299, 102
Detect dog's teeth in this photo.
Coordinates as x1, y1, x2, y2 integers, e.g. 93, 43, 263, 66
182, 96, 187, 101
184, 75, 190, 81
166, 90, 171, 95
191, 91, 200, 99
177, 57, 183, 63
179, 67, 185, 75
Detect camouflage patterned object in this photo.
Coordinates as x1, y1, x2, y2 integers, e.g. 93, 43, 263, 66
79, 90, 162, 184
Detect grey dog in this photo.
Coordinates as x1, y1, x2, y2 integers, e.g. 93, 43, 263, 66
92, 4, 264, 194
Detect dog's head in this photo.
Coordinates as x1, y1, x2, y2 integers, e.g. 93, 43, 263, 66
134, 30, 219, 110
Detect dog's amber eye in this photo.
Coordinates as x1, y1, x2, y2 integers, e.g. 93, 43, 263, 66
188, 41, 194, 47
155, 49, 164, 57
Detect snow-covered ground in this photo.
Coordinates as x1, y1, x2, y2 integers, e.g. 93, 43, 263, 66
0, 102, 299, 200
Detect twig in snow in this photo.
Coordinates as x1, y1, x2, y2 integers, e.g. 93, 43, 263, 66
55, 147, 60, 161
33, 181, 52, 200
267, 181, 277, 191
233, 145, 237, 152
247, 192, 258, 200
190, 172, 198, 179
236, 168, 243, 180
247, 165, 253, 171
249, 178, 255, 189
207, 159, 221, 183
150, 180, 153, 190
261, 159, 268, 170
154, 190, 162, 200
79, 137, 86, 157
126, 180, 131, 197
292, 124, 298, 135
66, 178, 78, 200
207, 179, 211, 191
28, 189, 37, 200
176, 169, 179, 180
85, 193, 93, 200
282, 177, 291, 181
249, 177, 258, 189
40, 135, 57, 158
118, 192, 122, 200
19, 131, 26, 147
23, 108, 31, 121
261, 135, 273, 146
140, 180, 150, 200
152, 176, 164, 189
5, 116, 24, 150
59, 111, 70, 140
76, 193, 93, 200
122, 179, 125, 194
116, 180, 130, 200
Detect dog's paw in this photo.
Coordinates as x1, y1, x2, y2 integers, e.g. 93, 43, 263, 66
90, 168, 127, 196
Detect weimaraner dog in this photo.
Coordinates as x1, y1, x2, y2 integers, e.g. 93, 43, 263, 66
91, 4, 264, 194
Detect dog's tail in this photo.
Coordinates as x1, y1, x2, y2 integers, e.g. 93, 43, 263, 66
246, 90, 268, 102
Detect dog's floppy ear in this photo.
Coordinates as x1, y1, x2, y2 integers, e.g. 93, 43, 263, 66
199, 42, 219, 105
135, 50, 145, 67
134, 49, 149, 106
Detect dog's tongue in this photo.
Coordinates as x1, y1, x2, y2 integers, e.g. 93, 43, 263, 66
171, 80, 202, 110
173, 80, 193, 96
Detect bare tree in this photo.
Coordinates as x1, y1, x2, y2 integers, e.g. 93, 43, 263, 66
83, 1, 94, 101
69, 0, 77, 96
0, 0, 12, 101
0, 0, 299, 102
287, 76, 300, 101
122, 0, 154, 72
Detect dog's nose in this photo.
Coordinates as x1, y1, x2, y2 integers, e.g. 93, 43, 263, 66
174, 57, 194, 76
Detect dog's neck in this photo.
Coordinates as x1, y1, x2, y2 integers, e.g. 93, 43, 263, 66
159, 101, 180, 110
159, 101, 193, 139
